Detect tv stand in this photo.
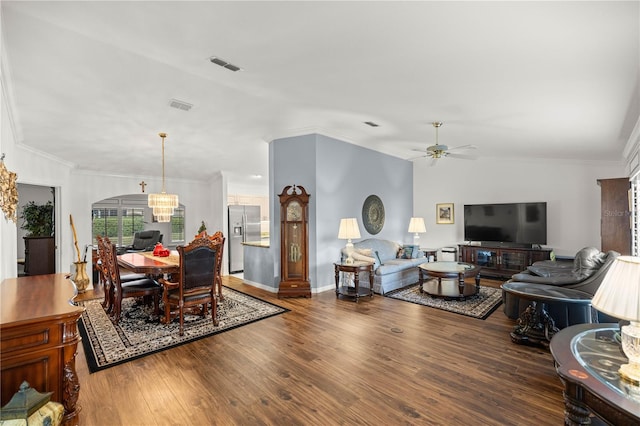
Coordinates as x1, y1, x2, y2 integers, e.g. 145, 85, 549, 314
470, 241, 537, 249
459, 244, 552, 279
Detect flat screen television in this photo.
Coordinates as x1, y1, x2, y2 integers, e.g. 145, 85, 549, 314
463, 202, 547, 246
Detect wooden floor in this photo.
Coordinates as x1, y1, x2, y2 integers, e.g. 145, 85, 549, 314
75, 276, 565, 425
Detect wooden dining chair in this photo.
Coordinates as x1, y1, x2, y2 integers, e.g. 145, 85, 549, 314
209, 231, 225, 300
102, 239, 162, 324
95, 235, 112, 312
159, 236, 221, 336
96, 235, 149, 314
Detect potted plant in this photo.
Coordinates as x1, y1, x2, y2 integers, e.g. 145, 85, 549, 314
20, 201, 54, 236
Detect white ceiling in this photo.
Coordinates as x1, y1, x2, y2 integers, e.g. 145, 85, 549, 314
2, 1, 638, 188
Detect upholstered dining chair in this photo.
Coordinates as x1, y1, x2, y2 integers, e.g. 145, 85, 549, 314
102, 239, 163, 324
159, 236, 221, 336
193, 230, 225, 300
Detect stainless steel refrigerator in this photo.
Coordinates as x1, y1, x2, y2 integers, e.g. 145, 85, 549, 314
228, 205, 261, 273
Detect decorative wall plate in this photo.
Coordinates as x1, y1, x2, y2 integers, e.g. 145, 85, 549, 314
362, 195, 385, 235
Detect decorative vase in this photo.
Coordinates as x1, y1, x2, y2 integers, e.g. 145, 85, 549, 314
71, 261, 90, 293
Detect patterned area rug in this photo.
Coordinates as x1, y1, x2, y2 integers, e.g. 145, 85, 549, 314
79, 286, 288, 373
385, 283, 503, 320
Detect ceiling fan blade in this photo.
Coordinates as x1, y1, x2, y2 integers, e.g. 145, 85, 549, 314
446, 152, 478, 160
408, 154, 428, 161
411, 148, 426, 153
447, 144, 478, 152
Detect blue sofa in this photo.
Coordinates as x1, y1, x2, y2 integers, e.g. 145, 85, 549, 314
343, 238, 425, 294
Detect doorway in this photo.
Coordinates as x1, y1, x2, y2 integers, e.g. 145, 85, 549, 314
16, 183, 56, 276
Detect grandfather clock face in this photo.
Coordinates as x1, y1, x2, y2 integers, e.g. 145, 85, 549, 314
286, 200, 302, 222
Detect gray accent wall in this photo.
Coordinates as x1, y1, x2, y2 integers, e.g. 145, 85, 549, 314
270, 133, 413, 293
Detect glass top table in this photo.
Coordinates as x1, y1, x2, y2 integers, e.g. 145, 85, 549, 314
550, 323, 640, 424
418, 261, 481, 300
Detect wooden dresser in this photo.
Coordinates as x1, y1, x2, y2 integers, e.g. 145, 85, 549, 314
1, 274, 84, 425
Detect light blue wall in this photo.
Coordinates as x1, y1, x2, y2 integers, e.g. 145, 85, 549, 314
269, 133, 413, 293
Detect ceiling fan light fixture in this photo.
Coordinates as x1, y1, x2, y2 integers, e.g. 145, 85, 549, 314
409, 120, 477, 163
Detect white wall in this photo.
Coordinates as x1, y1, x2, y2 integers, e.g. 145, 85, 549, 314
413, 157, 626, 257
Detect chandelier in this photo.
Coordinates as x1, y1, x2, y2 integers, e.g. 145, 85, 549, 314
148, 132, 178, 222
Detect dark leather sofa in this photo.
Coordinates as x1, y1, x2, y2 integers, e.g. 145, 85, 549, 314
124, 230, 163, 253
503, 247, 620, 327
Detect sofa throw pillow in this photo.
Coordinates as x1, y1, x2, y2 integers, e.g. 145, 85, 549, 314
351, 251, 377, 266
355, 248, 373, 257
398, 245, 418, 259
406, 244, 422, 259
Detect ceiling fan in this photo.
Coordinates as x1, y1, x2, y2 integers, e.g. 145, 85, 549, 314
410, 122, 477, 164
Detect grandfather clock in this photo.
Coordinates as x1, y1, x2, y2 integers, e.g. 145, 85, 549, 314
278, 185, 311, 298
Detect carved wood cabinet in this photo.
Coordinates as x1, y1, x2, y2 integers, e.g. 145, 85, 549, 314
1, 274, 84, 425
278, 185, 311, 298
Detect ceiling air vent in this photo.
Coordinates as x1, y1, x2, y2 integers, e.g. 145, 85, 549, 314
209, 56, 243, 72
364, 121, 380, 127
169, 99, 193, 111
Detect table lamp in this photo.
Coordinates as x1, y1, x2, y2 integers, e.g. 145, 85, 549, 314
591, 256, 640, 383
408, 217, 426, 244
338, 218, 361, 264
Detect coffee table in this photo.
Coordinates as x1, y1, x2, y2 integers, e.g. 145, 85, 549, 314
501, 282, 593, 348
418, 261, 481, 300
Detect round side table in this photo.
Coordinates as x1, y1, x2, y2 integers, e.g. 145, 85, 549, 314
334, 262, 374, 302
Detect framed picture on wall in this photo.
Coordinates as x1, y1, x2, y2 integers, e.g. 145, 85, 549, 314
436, 203, 454, 224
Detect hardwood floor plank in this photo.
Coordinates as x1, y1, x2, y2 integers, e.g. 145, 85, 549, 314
76, 276, 565, 425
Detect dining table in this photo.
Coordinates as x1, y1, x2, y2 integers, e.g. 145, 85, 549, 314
117, 250, 223, 301
117, 251, 180, 277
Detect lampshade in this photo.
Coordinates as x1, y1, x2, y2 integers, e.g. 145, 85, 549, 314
338, 218, 361, 240
591, 256, 640, 321
408, 217, 426, 234
148, 132, 179, 222
151, 205, 176, 216
154, 213, 172, 223
338, 218, 360, 265
591, 256, 640, 383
